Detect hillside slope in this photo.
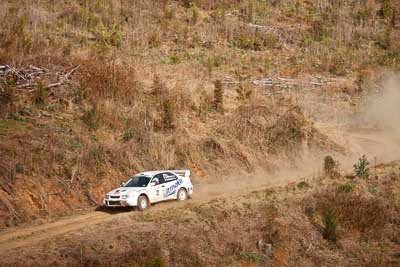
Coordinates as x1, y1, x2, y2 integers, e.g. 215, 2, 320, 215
0, 0, 399, 228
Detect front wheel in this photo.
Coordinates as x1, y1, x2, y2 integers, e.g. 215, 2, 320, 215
137, 195, 149, 211
177, 188, 187, 201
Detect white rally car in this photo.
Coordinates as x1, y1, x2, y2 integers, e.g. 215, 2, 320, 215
103, 170, 193, 211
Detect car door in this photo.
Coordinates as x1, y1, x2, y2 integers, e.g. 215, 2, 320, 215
161, 172, 179, 200
148, 174, 165, 203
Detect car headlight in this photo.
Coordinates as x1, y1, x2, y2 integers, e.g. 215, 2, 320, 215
121, 195, 128, 199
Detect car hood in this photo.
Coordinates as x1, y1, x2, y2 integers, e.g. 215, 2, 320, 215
106, 187, 145, 195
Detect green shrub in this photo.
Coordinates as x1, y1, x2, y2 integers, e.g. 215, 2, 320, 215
33, 81, 48, 106
233, 31, 266, 51
354, 7, 371, 25
238, 252, 259, 262
379, 0, 393, 18
145, 257, 165, 267
354, 155, 370, 179
121, 127, 138, 142
0, 78, 16, 118
368, 185, 377, 194
337, 183, 354, 193
190, 7, 199, 25
297, 181, 310, 189
322, 207, 337, 242
203, 55, 224, 73
324, 155, 339, 178
93, 21, 124, 50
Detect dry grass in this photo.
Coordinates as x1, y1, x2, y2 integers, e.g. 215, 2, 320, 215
1, 164, 399, 266
0, 0, 398, 229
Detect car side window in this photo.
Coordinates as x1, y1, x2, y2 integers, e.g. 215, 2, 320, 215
152, 174, 165, 185
163, 172, 177, 183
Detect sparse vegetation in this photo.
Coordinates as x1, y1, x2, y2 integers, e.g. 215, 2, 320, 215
324, 155, 339, 178
337, 182, 354, 193
354, 155, 370, 179
32, 80, 48, 106
1, 1, 400, 265
322, 207, 338, 243
236, 83, 253, 101
162, 99, 174, 130
145, 258, 165, 267
213, 79, 224, 112
82, 104, 100, 131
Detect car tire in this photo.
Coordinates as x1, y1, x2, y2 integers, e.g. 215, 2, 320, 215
177, 188, 187, 201
137, 195, 149, 211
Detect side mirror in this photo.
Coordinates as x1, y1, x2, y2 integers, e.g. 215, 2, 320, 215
121, 182, 126, 187
150, 181, 157, 186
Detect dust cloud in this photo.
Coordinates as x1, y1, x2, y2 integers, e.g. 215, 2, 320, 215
193, 74, 400, 199
343, 74, 400, 164
365, 75, 400, 133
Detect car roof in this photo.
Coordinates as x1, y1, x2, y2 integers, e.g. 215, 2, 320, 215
137, 170, 175, 177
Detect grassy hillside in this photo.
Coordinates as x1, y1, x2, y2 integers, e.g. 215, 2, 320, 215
0, 0, 399, 227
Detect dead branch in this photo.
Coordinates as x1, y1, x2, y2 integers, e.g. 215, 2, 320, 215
0, 64, 80, 90
70, 163, 79, 184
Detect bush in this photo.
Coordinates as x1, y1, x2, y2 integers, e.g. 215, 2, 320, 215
324, 155, 339, 178
337, 183, 354, 193
33, 81, 48, 106
121, 127, 138, 143
379, 0, 393, 19
322, 207, 337, 242
146, 257, 165, 267
93, 21, 124, 50
297, 181, 310, 189
354, 155, 370, 179
0, 79, 16, 118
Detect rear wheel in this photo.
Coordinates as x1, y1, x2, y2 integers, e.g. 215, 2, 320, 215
137, 195, 149, 211
177, 188, 187, 201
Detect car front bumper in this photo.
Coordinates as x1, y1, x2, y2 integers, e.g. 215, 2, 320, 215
103, 198, 135, 207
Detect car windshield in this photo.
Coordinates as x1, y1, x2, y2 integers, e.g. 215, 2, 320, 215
124, 175, 151, 187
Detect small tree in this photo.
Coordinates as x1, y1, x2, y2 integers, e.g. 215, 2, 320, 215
322, 207, 337, 243
324, 155, 339, 178
213, 79, 224, 112
354, 154, 370, 179
33, 80, 48, 106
